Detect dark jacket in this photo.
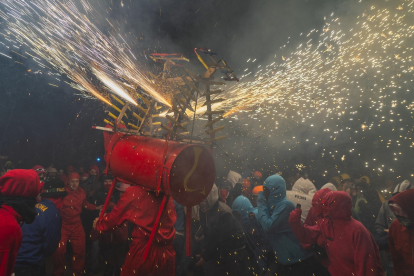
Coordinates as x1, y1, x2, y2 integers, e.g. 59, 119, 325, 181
199, 185, 246, 262
388, 189, 414, 276
375, 181, 411, 250
15, 199, 61, 267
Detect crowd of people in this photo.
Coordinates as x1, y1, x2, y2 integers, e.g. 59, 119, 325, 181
0, 161, 413, 276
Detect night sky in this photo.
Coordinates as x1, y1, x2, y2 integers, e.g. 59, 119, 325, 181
0, 0, 413, 193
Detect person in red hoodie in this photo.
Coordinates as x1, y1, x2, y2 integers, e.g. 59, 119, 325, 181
304, 188, 334, 227
289, 191, 384, 276
60, 165, 75, 183
94, 184, 176, 276
53, 172, 102, 276
388, 189, 414, 276
0, 169, 42, 276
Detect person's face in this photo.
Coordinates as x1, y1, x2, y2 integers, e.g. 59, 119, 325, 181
104, 179, 112, 190
48, 172, 57, 180
79, 167, 85, 174
38, 173, 45, 181
81, 176, 88, 182
199, 199, 209, 213
89, 169, 97, 176
344, 187, 351, 195
263, 187, 271, 201
69, 178, 80, 191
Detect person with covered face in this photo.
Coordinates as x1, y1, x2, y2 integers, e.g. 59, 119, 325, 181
32, 165, 46, 183
257, 175, 325, 276
94, 183, 176, 276
286, 177, 317, 223
0, 169, 42, 276
232, 195, 270, 275
196, 184, 248, 276
375, 180, 411, 276
388, 189, 414, 276
289, 191, 384, 276
52, 172, 103, 276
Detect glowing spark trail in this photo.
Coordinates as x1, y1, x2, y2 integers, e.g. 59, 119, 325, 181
0, 0, 170, 106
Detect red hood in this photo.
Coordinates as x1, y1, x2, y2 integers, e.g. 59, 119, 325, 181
324, 191, 352, 221
389, 189, 414, 222
0, 169, 41, 198
89, 165, 100, 177
312, 188, 332, 207
66, 165, 75, 174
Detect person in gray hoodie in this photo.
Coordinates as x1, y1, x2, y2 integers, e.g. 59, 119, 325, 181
196, 184, 248, 276
374, 180, 412, 276
286, 177, 317, 222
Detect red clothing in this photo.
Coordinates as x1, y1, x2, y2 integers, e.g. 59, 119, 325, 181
96, 185, 176, 276
53, 187, 96, 276
388, 189, 414, 276
304, 188, 332, 227
0, 206, 23, 276
289, 191, 384, 276
0, 169, 41, 198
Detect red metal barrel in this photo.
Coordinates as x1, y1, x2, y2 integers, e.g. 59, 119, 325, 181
107, 135, 215, 207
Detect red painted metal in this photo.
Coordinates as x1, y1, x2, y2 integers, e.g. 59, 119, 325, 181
105, 134, 215, 207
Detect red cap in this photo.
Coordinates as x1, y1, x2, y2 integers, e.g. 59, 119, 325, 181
253, 171, 262, 178
89, 165, 100, 177
32, 165, 46, 176
0, 169, 41, 198
66, 165, 75, 173
68, 172, 80, 182
252, 185, 263, 195
81, 173, 89, 178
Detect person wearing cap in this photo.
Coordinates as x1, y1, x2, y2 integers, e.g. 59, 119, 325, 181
32, 165, 46, 183
251, 171, 263, 189
388, 189, 414, 276
251, 185, 263, 207
0, 169, 42, 276
53, 172, 102, 276
46, 168, 58, 181
14, 179, 62, 276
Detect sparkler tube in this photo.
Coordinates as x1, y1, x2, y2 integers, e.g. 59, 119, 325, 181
105, 135, 215, 206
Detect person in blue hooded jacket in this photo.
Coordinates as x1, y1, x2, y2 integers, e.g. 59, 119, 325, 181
232, 196, 271, 275
257, 174, 328, 276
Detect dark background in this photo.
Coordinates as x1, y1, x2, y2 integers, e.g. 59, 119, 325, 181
0, 0, 412, 190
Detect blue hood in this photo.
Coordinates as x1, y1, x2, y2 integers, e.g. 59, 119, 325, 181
232, 196, 257, 221
263, 174, 288, 214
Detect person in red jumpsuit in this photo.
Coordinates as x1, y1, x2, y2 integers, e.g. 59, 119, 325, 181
94, 184, 176, 276
289, 191, 384, 276
53, 172, 102, 276
0, 169, 42, 276
388, 189, 414, 276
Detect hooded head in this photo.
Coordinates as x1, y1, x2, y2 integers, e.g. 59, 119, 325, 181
89, 165, 100, 178
320, 183, 337, 191
232, 196, 256, 221
311, 188, 333, 217
199, 184, 219, 213
0, 169, 42, 224
32, 165, 46, 181
66, 165, 75, 174
0, 169, 42, 198
389, 189, 414, 226
67, 172, 80, 191
292, 177, 317, 194
359, 176, 370, 185
393, 180, 412, 196
227, 170, 242, 188
322, 191, 352, 221
252, 171, 262, 179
